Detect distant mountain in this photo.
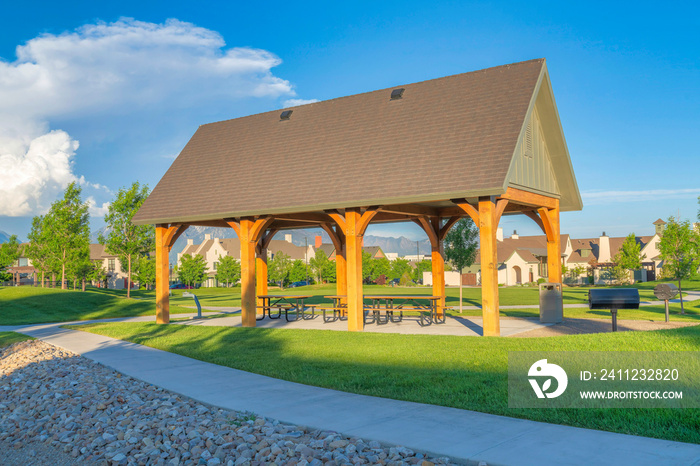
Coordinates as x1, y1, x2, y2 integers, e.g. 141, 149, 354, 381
0, 230, 11, 243
363, 235, 431, 257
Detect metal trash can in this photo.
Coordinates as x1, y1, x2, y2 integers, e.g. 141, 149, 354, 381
539, 283, 563, 323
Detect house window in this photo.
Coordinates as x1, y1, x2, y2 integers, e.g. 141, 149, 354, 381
213, 262, 218, 271
19, 258, 28, 267
581, 249, 589, 258
108, 259, 115, 272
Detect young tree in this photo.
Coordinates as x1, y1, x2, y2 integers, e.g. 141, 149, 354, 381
0, 235, 21, 282
66, 242, 92, 291
613, 233, 645, 283
658, 217, 700, 314
309, 250, 330, 283
43, 182, 91, 289
444, 218, 479, 313
26, 216, 54, 287
268, 252, 292, 288
175, 254, 207, 287
134, 255, 156, 290
288, 259, 307, 283
215, 255, 241, 287
99, 182, 154, 298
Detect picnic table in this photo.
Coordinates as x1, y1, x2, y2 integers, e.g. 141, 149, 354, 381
257, 295, 315, 322
364, 295, 445, 326
320, 295, 348, 322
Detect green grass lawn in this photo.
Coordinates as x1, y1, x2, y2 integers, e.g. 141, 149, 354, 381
72, 322, 700, 444
0, 331, 33, 348
0, 286, 194, 325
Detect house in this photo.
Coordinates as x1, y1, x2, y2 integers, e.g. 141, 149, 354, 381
177, 233, 315, 287
5, 243, 36, 285
315, 241, 386, 261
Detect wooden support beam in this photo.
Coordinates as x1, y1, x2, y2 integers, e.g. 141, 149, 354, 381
239, 218, 257, 327
155, 225, 170, 324
358, 208, 378, 235
256, 250, 268, 313
225, 219, 241, 237
378, 204, 440, 217
452, 200, 480, 225
273, 213, 333, 223
345, 209, 363, 331
439, 216, 461, 241
500, 187, 558, 209
495, 199, 509, 225
478, 197, 500, 336
540, 202, 562, 284
523, 211, 545, 233
325, 210, 347, 232
415, 216, 446, 318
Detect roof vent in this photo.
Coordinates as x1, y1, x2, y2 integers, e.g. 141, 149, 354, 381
280, 110, 293, 120
390, 88, 405, 100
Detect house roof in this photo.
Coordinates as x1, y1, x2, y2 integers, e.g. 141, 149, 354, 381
653, 218, 666, 225
268, 240, 309, 261
134, 59, 580, 226
316, 244, 336, 258
89, 244, 118, 260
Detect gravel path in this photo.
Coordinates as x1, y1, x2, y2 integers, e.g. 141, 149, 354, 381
512, 318, 699, 338
1, 340, 456, 466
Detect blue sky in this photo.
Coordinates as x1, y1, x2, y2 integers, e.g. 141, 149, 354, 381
1, 1, 698, 242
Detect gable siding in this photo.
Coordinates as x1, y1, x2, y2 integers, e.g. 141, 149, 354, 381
508, 107, 560, 196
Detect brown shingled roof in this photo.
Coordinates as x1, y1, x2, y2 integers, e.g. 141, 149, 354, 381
134, 59, 547, 225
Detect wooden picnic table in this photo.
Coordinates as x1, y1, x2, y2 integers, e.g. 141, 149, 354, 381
257, 295, 314, 322
363, 295, 445, 326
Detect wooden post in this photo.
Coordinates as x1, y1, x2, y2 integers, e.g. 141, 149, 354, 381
240, 219, 257, 327
336, 246, 347, 302
478, 197, 500, 336
256, 248, 268, 315
345, 209, 364, 331
431, 241, 446, 318
546, 202, 562, 284
155, 225, 170, 324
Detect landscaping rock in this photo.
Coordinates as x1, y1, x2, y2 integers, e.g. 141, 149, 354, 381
0, 340, 458, 465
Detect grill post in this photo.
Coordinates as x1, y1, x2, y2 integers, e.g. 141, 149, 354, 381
665, 300, 670, 323
611, 308, 618, 332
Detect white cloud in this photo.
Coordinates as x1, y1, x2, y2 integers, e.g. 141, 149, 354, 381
0, 18, 307, 217
582, 188, 700, 205
86, 197, 111, 217
283, 98, 320, 108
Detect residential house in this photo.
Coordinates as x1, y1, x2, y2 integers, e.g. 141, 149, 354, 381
90, 244, 133, 289
177, 233, 315, 287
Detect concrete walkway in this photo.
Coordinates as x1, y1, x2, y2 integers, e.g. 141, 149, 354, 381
4, 320, 700, 466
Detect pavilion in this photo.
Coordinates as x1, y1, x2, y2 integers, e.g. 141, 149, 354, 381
133, 58, 582, 336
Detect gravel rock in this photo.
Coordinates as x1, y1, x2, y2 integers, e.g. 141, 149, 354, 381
1, 340, 458, 465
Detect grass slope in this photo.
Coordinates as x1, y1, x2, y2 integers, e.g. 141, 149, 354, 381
74, 322, 700, 444
0, 331, 33, 348
0, 287, 193, 325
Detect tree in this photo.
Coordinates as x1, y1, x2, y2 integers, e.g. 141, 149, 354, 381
66, 242, 92, 291
215, 255, 240, 287
0, 235, 21, 282
288, 259, 307, 283
371, 257, 392, 282
134, 255, 156, 290
390, 258, 412, 282
658, 217, 700, 314
309, 250, 330, 283
268, 252, 292, 288
89, 261, 108, 288
444, 218, 479, 313
26, 216, 54, 287
411, 259, 432, 282
99, 182, 154, 298
613, 233, 645, 284
362, 251, 375, 283
176, 254, 207, 287
43, 182, 91, 289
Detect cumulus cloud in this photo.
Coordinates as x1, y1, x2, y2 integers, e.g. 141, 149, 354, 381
0, 18, 305, 216
283, 98, 320, 108
582, 188, 700, 205
86, 197, 111, 217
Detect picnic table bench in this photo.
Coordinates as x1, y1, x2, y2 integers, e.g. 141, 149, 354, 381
256, 295, 316, 322
364, 295, 445, 326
